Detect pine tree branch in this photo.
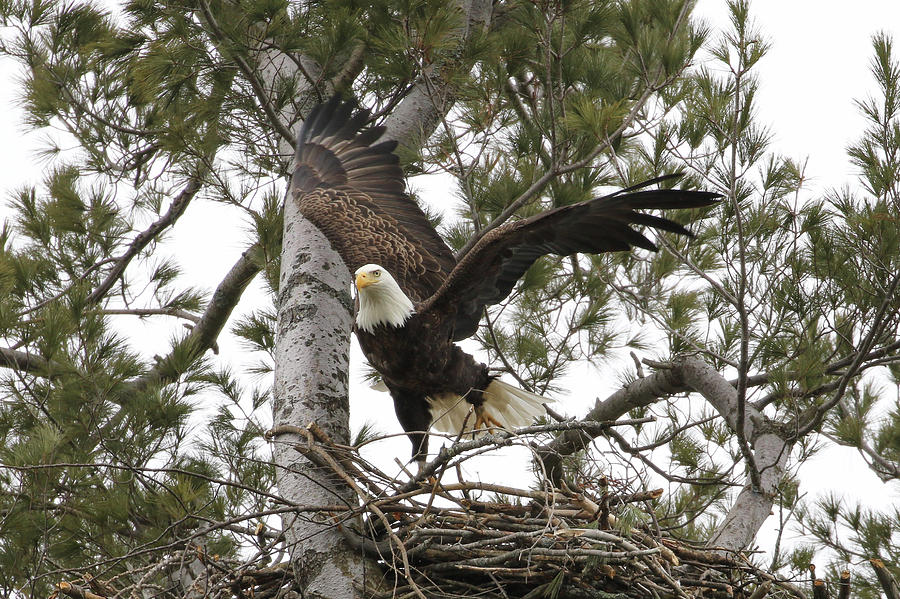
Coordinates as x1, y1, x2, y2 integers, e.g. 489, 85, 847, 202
678, 357, 761, 444
534, 356, 793, 551
795, 269, 900, 438
3, 247, 255, 380
822, 430, 900, 481
854, 435, 900, 480
56, 581, 106, 599
6, 460, 291, 506
0, 347, 51, 375
680, 356, 764, 495
533, 337, 900, 481
604, 427, 732, 486
748, 338, 900, 410
837, 571, 851, 599
379, 0, 491, 149
328, 41, 367, 95
86, 174, 206, 306
184, 245, 260, 352
726, 39, 759, 494
381, 75, 450, 149
138, 244, 261, 386
36, 505, 316, 584
57, 80, 164, 137
394, 419, 652, 496
454, 79, 665, 260
656, 235, 739, 307
455, 1, 695, 261
16, 258, 118, 318
197, 0, 296, 148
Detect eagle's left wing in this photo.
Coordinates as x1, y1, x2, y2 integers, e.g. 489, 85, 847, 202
419, 179, 720, 341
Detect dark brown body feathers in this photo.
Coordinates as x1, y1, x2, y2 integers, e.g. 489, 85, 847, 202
292, 96, 720, 464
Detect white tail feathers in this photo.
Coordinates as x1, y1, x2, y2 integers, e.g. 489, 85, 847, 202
429, 379, 547, 434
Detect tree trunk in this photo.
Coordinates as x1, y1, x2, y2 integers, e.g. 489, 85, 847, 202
262, 29, 372, 597
272, 194, 368, 596
679, 357, 793, 551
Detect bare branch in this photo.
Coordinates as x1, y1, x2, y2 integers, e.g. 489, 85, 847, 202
101, 308, 201, 323
871, 559, 900, 599
136, 244, 261, 387
678, 357, 793, 551
535, 365, 687, 485
0, 347, 51, 375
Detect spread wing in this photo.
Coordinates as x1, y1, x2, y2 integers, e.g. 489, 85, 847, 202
292, 96, 456, 302
420, 177, 721, 340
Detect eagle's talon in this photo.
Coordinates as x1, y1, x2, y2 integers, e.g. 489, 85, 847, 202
473, 406, 505, 432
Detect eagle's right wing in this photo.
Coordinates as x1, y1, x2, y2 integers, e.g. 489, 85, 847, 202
292, 97, 456, 302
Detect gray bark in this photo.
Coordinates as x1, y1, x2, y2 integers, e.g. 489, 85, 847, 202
261, 31, 373, 598
382, 84, 446, 149
269, 2, 493, 592
0, 347, 51, 375
678, 356, 793, 552
536, 367, 687, 483
381, 0, 491, 148
536, 356, 795, 553
272, 195, 365, 596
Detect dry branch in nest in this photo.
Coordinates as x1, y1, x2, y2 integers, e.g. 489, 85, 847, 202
291, 420, 806, 599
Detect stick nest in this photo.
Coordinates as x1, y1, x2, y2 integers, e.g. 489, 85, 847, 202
296, 422, 803, 599
52, 422, 809, 599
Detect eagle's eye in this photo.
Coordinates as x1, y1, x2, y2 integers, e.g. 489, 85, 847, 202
373, 270, 381, 277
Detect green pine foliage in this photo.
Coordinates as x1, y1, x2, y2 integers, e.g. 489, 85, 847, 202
629, 1, 900, 590
0, 0, 898, 595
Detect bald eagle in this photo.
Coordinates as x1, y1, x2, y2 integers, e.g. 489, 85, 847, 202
292, 97, 719, 471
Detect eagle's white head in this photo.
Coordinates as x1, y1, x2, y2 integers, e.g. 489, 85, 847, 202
354, 264, 415, 333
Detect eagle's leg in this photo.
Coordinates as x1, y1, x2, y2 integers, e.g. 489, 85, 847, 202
391, 388, 431, 473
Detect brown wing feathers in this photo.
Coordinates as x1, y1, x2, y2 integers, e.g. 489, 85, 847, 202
294, 96, 720, 339
294, 97, 402, 195
430, 184, 721, 340
292, 96, 457, 299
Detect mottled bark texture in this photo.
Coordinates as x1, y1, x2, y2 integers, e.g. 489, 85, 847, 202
273, 195, 368, 597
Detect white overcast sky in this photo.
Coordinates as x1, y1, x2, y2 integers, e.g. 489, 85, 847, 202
2, 0, 900, 556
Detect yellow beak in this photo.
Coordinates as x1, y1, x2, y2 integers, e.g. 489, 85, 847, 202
356, 272, 374, 289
